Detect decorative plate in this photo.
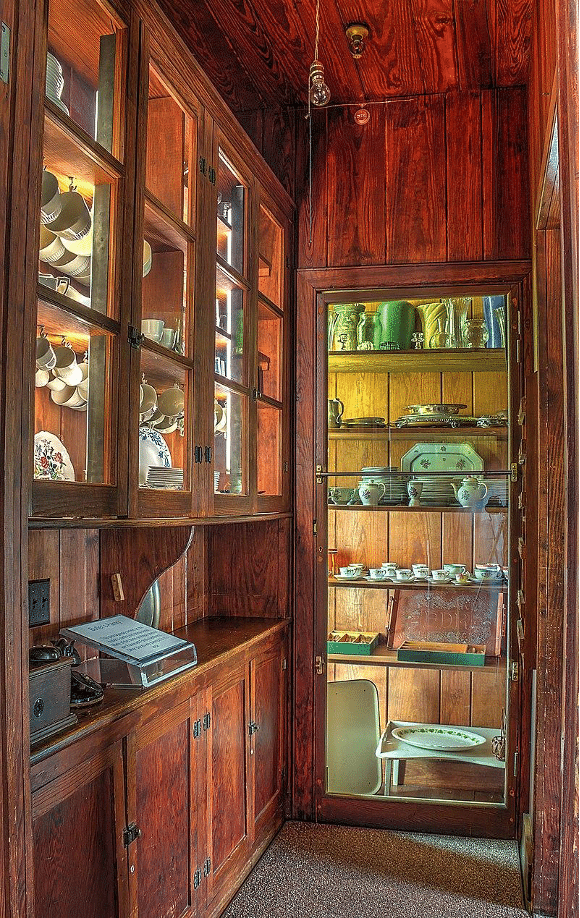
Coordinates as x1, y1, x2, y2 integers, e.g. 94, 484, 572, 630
34, 431, 75, 481
139, 426, 171, 486
400, 442, 484, 474
392, 725, 486, 752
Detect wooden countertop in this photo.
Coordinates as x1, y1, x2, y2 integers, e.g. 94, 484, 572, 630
30, 616, 289, 768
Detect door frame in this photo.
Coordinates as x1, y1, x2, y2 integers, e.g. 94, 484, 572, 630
293, 260, 532, 838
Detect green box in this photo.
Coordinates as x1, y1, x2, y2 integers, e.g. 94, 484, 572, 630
327, 631, 379, 656
396, 641, 486, 666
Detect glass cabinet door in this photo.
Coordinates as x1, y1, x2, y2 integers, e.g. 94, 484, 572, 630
323, 293, 514, 812
136, 58, 199, 517
33, 0, 129, 518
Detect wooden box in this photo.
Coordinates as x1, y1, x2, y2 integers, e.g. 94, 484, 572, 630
29, 657, 77, 745
396, 641, 486, 666
327, 631, 379, 655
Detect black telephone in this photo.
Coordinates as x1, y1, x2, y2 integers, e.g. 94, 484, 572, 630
29, 640, 104, 707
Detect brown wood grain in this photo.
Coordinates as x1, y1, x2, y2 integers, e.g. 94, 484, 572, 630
446, 92, 483, 261
208, 521, 287, 618
495, 0, 532, 85
296, 111, 327, 269
455, 0, 493, 89
252, 646, 284, 824
410, 0, 459, 92
385, 96, 447, 263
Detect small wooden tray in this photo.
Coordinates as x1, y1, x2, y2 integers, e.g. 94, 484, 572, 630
396, 640, 486, 666
327, 631, 380, 656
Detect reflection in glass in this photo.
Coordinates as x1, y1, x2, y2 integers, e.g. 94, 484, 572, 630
257, 403, 282, 496
142, 203, 190, 355
217, 151, 244, 275
257, 301, 282, 401
258, 206, 283, 308
214, 386, 246, 495
34, 299, 114, 484
215, 267, 244, 384
146, 66, 194, 225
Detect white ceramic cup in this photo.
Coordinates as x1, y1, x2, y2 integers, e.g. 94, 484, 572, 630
139, 382, 157, 420
369, 568, 388, 580
339, 567, 358, 578
473, 568, 496, 581
45, 188, 92, 241
381, 563, 398, 576
141, 319, 164, 343
412, 564, 430, 578
39, 226, 66, 263
161, 327, 175, 349
52, 344, 77, 377
431, 569, 449, 581
444, 563, 466, 576
36, 336, 56, 369
157, 385, 184, 418
395, 568, 413, 581
46, 375, 67, 392
155, 417, 178, 434
50, 384, 85, 407
40, 170, 62, 224
348, 563, 365, 573
35, 367, 50, 388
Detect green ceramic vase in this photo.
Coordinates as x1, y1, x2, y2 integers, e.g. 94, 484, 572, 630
378, 301, 416, 350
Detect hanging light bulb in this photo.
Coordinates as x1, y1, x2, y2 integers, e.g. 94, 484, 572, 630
309, 60, 331, 107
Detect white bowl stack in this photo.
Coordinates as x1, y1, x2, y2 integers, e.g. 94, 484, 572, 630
146, 467, 184, 489
413, 475, 456, 506
360, 466, 407, 505
46, 52, 70, 115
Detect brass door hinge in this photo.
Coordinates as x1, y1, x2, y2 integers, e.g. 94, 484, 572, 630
511, 462, 518, 482
123, 823, 141, 847
510, 661, 519, 682
315, 655, 325, 675
313, 519, 318, 535
316, 464, 324, 483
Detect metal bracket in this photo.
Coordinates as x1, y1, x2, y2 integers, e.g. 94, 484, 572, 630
316, 463, 324, 483
194, 868, 202, 889
203, 857, 211, 877
123, 823, 142, 847
199, 156, 207, 176
203, 712, 211, 731
194, 445, 203, 464
248, 721, 260, 736
193, 718, 202, 738
0, 23, 10, 84
128, 325, 145, 349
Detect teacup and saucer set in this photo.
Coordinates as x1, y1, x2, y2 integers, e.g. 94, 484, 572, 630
334, 563, 367, 581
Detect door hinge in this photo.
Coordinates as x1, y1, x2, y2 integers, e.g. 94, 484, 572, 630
283, 460, 289, 473
204, 445, 212, 463
510, 661, 519, 682
203, 712, 211, 731
316, 463, 324, 483
123, 823, 142, 847
203, 857, 211, 877
194, 867, 202, 889
281, 765, 287, 782
248, 720, 260, 736
195, 445, 203, 464
208, 166, 216, 185
511, 462, 518, 483
513, 749, 519, 777
0, 23, 10, 84
199, 156, 207, 176
128, 325, 145, 349
282, 657, 287, 671
313, 519, 317, 535
315, 655, 325, 675
193, 718, 202, 738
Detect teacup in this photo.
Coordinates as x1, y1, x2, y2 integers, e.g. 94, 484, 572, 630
339, 567, 359, 579
158, 385, 185, 418
395, 568, 413, 581
412, 564, 430, 578
141, 318, 165, 343
368, 568, 388, 580
473, 568, 496, 581
35, 368, 50, 388
161, 327, 176, 349
39, 226, 66, 263
45, 187, 92, 241
381, 563, 398, 577
329, 487, 354, 505
50, 384, 86, 407
155, 417, 178, 434
455, 571, 471, 584
431, 569, 449, 581
46, 375, 67, 392
444, 563, 466, 576
35, 335, 56, 370
139, 382, 157, 420
40, 169, 62, 225
52, 345, 79, 381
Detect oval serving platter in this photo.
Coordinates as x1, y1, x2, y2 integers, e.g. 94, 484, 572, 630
392, 725, 486, 752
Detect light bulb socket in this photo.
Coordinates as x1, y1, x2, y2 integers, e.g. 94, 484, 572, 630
346, 23, 370, 58
309, 60, 331, 106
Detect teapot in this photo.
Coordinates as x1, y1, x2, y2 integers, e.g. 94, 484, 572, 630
328, 398, 344, 429
451, 476, 488, 509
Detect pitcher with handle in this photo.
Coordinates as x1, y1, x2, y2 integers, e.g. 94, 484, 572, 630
451, 476, 488, 509
328, 398, 344, 429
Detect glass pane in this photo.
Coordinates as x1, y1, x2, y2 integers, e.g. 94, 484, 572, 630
215, 266, 244, 384
34, 298, 114, 484
325, 293, 510, 806
217, 151, 245, 275
142, 203, 190, 355
47, 0, 123, 153
257, 300, 282, 401
257, 403, 282, 496
214, 385, 246, 495
139, 351, 189, 491
146, 66, 195, 225
259, 206, 283, 308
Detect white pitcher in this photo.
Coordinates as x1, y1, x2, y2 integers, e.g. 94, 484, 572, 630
358, 482, 386, 506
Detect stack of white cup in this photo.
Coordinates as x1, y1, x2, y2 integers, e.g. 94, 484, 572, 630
35, 334, 89, 411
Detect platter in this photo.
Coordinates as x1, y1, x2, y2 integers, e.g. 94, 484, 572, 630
392, 725, 487, 752
34, 431, 75, 481
401, 442, 484, 474
139, 426, 171, 486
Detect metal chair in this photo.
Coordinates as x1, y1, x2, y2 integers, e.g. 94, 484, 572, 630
326, 679, 382, 796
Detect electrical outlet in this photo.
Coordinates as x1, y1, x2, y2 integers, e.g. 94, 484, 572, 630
28, 579, 50, 627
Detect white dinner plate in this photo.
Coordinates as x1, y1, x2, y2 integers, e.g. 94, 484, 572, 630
392, 725, 486, 752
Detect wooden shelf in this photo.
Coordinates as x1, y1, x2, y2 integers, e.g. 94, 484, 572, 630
328, 348, 507, 374
329, 426, 508, 441
328, 645, 506, 672
328, 578, 507, 591
328, 504, 508, 513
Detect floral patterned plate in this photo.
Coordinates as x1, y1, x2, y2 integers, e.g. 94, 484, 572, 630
139, 426, 171, 486
392, 724, 486, 751
34, 431, 75, 481
400, 442, 484, 474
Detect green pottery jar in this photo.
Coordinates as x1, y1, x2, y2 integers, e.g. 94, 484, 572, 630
378, 301, 416, 350
332, 303, 365, 350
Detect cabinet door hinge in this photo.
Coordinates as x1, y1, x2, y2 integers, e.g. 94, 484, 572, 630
511, 462, 518, 482
313, 519, 317, 535
195, 445, 203, 463
513, 748, 519, 777
510, 661, 519, 682
282, 657, 287, 671
248, 720, 260, 736
123, 823, 142, 847
128, 325, 144, 349
194, 867, 202, 889
199, 156, 207, 176
193, 718, 202, 738
0, 23, 10, 84
315, 655, 325, 675
208, 166, 216, 185
203, 712, 211, 731
203, 857, 211, 877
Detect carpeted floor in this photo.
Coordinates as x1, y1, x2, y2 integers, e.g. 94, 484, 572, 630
223, 822, 528, 918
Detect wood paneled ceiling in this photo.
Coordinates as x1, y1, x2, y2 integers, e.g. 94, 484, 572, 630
158, 0, 532, 111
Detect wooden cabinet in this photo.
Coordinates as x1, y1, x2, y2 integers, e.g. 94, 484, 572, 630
31, 735, 129, 918
28, 0, 293, 523
30, 625, 288, 918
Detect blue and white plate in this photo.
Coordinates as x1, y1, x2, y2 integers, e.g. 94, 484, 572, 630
139, 426, 171, 486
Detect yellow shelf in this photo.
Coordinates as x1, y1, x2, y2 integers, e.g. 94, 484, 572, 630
328, 348, 507, 374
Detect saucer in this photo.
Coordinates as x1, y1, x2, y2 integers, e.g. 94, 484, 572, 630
363, 575, 390, 583
427, 576, 452, 584
469, 576, 504, 585
333, 574, 364, 582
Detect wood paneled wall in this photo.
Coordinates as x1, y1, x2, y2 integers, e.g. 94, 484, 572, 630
297, 87, 530, 269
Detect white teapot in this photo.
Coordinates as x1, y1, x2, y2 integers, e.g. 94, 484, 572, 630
451, 476, 488, 509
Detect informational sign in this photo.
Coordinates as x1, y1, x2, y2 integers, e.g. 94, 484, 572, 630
61, 615, 191, 665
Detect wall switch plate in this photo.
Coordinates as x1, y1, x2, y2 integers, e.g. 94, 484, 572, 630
28, 579, 50, 627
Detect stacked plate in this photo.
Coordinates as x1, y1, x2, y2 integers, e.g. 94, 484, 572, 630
360, 466, 407, 505
46, 52, 70, 116
146, 467, 184, 489
483, 479, 509, 507
342, 416, 386, 429
412, 475, 456, 506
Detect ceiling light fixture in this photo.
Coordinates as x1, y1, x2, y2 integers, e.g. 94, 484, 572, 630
309, 0, 330, 107
345, 22, 369, 58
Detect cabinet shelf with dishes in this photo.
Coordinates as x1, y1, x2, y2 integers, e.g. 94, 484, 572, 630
328, 348, 507, 374
328, 577, 507, 591
328, 504, 508, 514
327, 644, 507, 671
328, 426, 509, 441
